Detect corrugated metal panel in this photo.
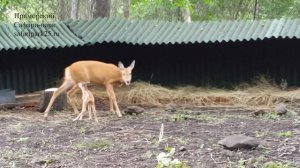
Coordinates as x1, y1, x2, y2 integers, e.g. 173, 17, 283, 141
65, 18, 300, 45
283, 19, 300, 38
0, 22, 85, 51
1, 18, 299, 51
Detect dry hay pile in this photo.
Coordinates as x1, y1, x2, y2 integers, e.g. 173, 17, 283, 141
71, 77, 300, 109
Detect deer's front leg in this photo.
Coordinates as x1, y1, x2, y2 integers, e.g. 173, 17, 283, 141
106, 85, 115, 114
106, 84, 122, 117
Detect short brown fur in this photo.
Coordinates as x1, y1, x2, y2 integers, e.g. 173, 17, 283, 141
43, 60, 135, 120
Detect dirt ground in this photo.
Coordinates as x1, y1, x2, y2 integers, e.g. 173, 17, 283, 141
0, 104, 300, 168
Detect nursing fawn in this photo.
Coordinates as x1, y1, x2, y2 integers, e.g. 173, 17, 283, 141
73, 82, 98, 122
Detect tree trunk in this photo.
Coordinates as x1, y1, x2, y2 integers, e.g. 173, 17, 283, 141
88, 0, 96, 19
123, 0, 131, 18
71, 0, 80, 19
179, 0, 191, 23
234, 0, 243, 19
253, 0, 259, 20
58, 0, 67, 20
180, 7, 191, 23
93, 0, 111, 18
111, 0, 121, 17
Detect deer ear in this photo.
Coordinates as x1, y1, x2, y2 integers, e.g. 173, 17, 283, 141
128, 60, 135, 70
118, 61, 125, 69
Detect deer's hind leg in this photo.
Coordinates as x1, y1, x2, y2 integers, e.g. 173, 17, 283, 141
92, 102, 98, 123
44, 79, 74, 120
67, 85, 80, 114
88, 103, 92, 120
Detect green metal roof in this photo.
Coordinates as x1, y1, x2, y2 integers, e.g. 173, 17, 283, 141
65, 18, 300, 45
0, 22, 85, 51
1, 18, 300, 51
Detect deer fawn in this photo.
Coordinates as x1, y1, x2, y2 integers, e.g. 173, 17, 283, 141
44, 60, 135, 120
73, 82, 98, 122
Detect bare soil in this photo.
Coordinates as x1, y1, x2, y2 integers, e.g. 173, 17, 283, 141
0, 104, 300, 168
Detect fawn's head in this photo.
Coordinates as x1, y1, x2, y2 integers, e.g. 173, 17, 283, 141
118, 60, 135, 86
78, 82, 89, 90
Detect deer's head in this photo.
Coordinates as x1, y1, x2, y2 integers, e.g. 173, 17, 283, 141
118, 60, 135, 86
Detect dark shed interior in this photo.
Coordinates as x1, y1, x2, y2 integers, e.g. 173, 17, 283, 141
0, 38, 299, 94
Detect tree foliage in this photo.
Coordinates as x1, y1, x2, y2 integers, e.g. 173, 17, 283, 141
130, 0, 300, 21
0, 0, 300, 22
130, 0, 192, 21
0, 0, 57, 22
0, 0, 21, 21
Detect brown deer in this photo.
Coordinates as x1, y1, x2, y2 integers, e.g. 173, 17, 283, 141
44, 60, 135, 120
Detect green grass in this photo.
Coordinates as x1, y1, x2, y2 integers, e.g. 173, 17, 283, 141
156, 147, 191, 168
255, 130, 267, 137
76, 139, 111, 150
277, 131, 293, 137
226, 157, 293, 168
261, 112, 281, 120
263, 161, 291, 168
169, 113, 223, 123
79, 126, 86, 134
169, 114, 191, 122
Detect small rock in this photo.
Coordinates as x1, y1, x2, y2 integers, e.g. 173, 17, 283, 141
252, 109, 267, 116
218, 134, 260, 150
274, 103, 287, 115
124, 106, 145, 115
165, 103, 177, 112
179, 146, 187, 152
